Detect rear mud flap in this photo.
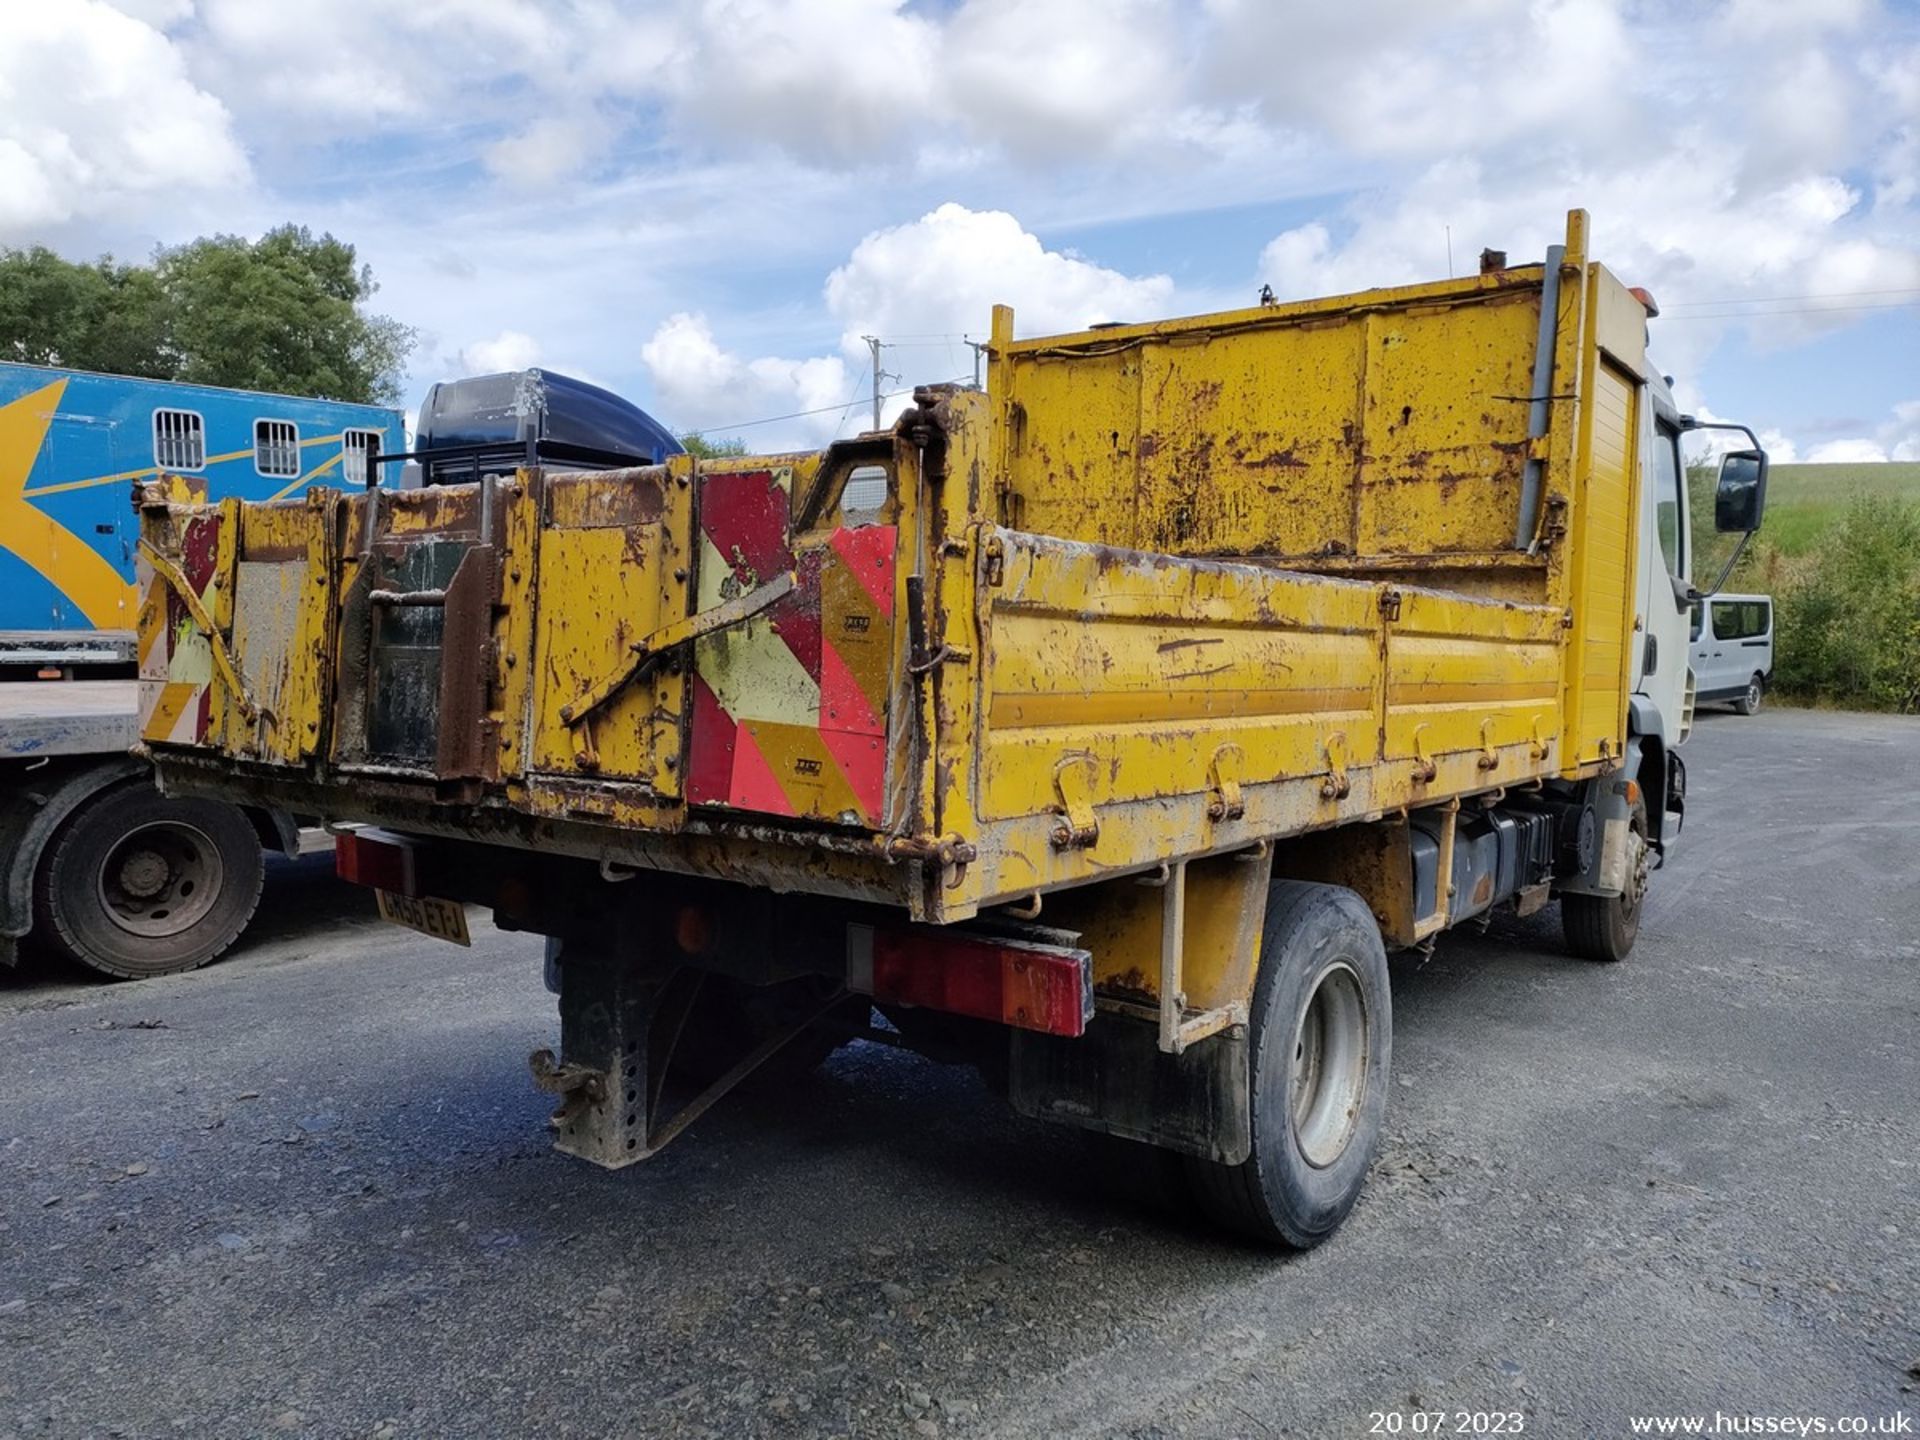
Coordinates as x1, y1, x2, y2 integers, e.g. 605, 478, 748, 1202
1011, 1011, 1250, 1164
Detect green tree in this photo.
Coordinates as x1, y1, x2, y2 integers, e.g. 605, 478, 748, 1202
0, 246, 171, 378
156, 226, 414, 404
1773, 493, 1920, 713
678, 432, 749, 459
0, 226, 414, 406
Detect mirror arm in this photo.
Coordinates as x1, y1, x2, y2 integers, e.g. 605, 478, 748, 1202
1678, 417, 1764, 450
1698, 529, 1756, 601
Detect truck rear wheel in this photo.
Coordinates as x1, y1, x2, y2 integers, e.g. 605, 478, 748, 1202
33, 781, 264, 980
1186, 880, 1391, 1249
1733, 674, 1764, 716
1560, 795, 1649, 963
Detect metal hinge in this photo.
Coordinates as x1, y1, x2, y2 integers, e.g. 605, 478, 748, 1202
1380, 588, 1403, 622
1319, 731, 1352, 800
1207, 744, 1246, 821
1050, 755, 1100, 849
982, 534, 1006, 588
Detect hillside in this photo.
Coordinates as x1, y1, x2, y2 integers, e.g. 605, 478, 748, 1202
1760, 461, 1920, 554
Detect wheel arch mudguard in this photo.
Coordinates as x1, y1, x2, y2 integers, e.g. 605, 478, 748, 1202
1628, 696, 1682, 851
0, 756, 145, 963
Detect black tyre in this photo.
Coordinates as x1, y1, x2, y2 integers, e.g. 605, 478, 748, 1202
1732, 674, 1764, 716
1186, 879, 1392, 1249
33, 781, 264, 980
1560, 794, 1649, 963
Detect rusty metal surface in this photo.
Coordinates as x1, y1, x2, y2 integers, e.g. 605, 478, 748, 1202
434, 542, 500, 782
138, 209, 1646, 976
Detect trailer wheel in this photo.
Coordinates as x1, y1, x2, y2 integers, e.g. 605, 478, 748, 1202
33, 781, 264, 980
1560, 795, 1649, 963
1186, 880, 1391, 1249
1732, 674, 1764, 716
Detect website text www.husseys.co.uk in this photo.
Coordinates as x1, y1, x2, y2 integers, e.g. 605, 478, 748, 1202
1626, 1414, 1912, 1437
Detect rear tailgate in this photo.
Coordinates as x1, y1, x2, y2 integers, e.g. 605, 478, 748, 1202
137, 448, 912, 841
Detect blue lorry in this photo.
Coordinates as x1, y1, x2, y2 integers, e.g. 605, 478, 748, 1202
0, 362, 405, 977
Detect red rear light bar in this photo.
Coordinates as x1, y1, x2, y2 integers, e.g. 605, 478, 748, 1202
848, 923, 1094, 1038
333, 827, 421, 897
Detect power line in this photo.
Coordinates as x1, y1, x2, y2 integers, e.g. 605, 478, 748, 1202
704, 376, 968, 435
1661, 299, 1920, 321
832, 365, 871, 436
1662, 285, 1920, 309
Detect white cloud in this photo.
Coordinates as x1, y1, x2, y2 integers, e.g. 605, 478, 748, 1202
106, 0, 195, 24
638, 205, 1177, 447
1205, 0, 1630, 160
826, 203, 1175, 345
1805, 437, 1890, 463
640, 312, 855, 446
0, 1, 247, 239
1254, 145, 1920, 382
1718, 0, 1873, 36
459, 329, 542, 376
9, 0, 1898, 476
484, 113, 613, 188
189, 0, 564, 128
1890, 401, 1920, 463
662, 0, 939, 166
1798, 399, 1920, 465
938, 0, 1197, 162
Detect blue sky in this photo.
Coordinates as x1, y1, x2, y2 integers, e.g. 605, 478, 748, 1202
5, 0, 1918, 459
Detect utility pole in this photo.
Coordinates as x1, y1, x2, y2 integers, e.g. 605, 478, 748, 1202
861, 335, 894, 431
965, 337, 989, 390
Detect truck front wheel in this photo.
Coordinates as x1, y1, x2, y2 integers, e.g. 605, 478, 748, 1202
33, 781, 264, 980
1185, 880, 1392, 1248
1559, 795, 1649, 963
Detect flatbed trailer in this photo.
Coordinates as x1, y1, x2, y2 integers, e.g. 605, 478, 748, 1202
0, 678, 138, 761
135, 211, 1768, 1244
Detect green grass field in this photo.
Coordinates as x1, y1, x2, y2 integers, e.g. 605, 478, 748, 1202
1760, 461, 1920, 554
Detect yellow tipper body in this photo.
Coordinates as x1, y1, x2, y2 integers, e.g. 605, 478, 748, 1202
138, 211, 1648, 940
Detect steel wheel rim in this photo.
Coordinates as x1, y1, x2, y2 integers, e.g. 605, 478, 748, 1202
96, 821, 223, 938
1747, 679, 1761, 711
1622, 810, 1650, 917
1290, 961, 1369, 1169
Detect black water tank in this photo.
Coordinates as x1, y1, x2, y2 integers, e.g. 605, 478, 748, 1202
411, 369, 683, 486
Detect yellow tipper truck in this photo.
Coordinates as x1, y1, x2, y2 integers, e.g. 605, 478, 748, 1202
135, 210, 1768, 1246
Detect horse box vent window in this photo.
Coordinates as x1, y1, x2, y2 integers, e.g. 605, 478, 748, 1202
153, 409, 205, 472
342, 429, 382, 487
255, 419, 300, 478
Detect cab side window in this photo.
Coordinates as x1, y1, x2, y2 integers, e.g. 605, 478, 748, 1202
1652, 422, 1684, 581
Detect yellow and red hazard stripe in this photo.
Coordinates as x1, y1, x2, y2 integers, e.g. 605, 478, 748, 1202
685, 467, 897, 827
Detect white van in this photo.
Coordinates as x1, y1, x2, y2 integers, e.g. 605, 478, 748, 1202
1690, 593, 1774, 715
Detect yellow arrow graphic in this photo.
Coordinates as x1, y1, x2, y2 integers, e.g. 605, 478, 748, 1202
0, 379, 139, 630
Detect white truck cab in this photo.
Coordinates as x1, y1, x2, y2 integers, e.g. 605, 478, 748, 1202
1628, 364, 1770, 852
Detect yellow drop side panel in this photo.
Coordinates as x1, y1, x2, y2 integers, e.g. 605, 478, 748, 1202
994, 270, 1556, 592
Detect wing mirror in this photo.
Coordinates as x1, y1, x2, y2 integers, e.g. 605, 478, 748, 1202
1678, 418, 1769, 599
1714, 449, 1767, 534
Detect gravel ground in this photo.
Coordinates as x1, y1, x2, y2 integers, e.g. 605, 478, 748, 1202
2, 707, 1916, 1440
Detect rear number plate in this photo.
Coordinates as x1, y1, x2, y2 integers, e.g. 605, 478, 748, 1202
374, 889, 471, 946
